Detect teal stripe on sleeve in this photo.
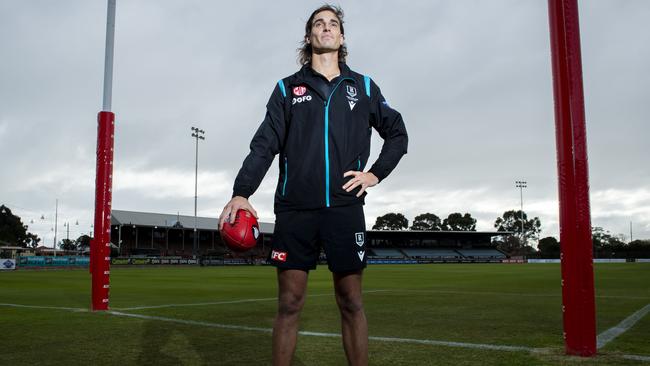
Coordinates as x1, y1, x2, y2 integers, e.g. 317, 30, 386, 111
363, 75, 371, 97
278, 80, 286, 97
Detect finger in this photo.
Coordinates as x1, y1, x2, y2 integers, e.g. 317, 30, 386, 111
343, 178, 357, 191
345, 179, 362, 192
219, 208, 230, 230
356, 185, 367, 197
343, 170, 359, 178
342, 179, 354, 190
230, 206, 239, 224
343, 174, 361, 190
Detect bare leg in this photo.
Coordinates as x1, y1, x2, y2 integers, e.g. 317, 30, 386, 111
333, 270, 368, 366
272, 268, 308, 366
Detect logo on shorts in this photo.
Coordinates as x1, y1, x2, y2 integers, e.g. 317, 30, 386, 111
355, 232, 365, 247
293, 86, 307, 96
271, 250, 287, 262
357, 251, 365, 261
252, 226, 259, 239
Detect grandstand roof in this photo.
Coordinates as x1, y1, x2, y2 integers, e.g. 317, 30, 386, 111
111, 210, 275, 234
368, 230, 512, 238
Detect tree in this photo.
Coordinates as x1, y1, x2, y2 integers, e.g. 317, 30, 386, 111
442, 213, 476, 231
494, 210, 541, 245
628, 240, 650, 258
26, 232, 41, 248
410, 213, 442, 231
372, 213, 408, 230
538, 236, 560, 258
59, 238, 77, 251
76, 235, 91, 251
592, 227, 626, 258
0, 204, 40, 247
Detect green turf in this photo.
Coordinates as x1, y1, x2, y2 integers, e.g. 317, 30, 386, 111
0, 263, 648, 365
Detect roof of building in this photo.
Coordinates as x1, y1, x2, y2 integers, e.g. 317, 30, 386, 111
111, 209, 275, 234
367, 230, 513, 238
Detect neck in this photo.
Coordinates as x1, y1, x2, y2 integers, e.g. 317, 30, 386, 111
311, 51, 340, 81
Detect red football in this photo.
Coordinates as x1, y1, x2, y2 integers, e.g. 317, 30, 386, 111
220, 209, 260, 252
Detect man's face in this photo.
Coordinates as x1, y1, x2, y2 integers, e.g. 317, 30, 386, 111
308, 10, 344, 53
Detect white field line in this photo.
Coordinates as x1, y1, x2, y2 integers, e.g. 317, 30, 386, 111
113, 289, 648, 311
106, 310, 541, 353
385, 289, 650, 300
0, 303, 87, 312
2, 302, 650, 361
112, 289, 389, 311
623, 354, 650, 362
597, 303, 650, 349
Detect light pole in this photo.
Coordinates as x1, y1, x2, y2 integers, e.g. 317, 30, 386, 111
515, 181, 527, 245
62, 220, 80, 251
191, 126, 205, 259
54, 199, 58, 256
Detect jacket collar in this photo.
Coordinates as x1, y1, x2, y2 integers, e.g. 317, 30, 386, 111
296, 62, 354, 83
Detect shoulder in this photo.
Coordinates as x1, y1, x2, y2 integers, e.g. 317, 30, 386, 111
275, 69, 304, 97
345, 66, 376, 98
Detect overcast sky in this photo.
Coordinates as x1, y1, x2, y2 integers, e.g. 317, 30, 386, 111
1, 0, 648, 246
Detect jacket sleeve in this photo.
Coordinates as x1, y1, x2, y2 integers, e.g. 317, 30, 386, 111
367, 79, 408, 183
232, 83, 287, 198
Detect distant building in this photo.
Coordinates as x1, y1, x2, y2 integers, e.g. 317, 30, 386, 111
111, 210, 510, 262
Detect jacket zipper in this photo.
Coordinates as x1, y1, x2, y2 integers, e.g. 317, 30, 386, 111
324, 77, 354, 207
282, 156, 288, 196
357, 156, 361, 171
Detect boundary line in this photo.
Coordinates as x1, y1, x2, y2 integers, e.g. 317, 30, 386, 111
0, 303, 87, 312
597, 303, 650, 349
385, 289, 650, 300
1, 302, 649, 362
113, 289, 389, 311
106, 310, 540, 353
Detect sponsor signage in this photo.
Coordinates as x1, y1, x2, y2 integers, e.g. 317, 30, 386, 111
109, 257, 199, 265
1, 259, 16, 270
17, 256, 89, 267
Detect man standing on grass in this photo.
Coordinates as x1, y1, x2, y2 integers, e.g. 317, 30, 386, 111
219, 4, 407, 365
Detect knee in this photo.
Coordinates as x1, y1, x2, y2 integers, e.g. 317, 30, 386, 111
277, 294, 305, 317
336, 294, 364, 316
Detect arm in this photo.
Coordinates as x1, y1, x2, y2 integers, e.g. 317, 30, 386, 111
343, 79, 408, 196
219, 83, 286, 229
367, 79, 408, 183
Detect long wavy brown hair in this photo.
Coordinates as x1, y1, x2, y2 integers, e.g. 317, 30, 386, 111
297, 4, 348, 65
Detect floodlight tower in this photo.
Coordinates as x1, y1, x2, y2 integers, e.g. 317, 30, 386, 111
191, 126, 205, 258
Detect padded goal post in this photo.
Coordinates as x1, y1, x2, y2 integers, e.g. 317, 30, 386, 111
548, 0, 597, 356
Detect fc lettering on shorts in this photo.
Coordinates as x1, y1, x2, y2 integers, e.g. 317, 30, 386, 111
271, 250, 287, 262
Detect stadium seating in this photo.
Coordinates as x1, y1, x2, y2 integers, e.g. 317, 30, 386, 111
369, 248, 405, 258
457, 249, 506, 258
402, 248, 460, 259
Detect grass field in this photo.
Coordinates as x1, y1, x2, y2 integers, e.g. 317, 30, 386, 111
1, 263, 649, 365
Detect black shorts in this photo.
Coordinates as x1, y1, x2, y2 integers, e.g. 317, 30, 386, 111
268, 204, 367, 273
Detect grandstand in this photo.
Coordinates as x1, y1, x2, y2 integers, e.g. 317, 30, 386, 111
110, 210, 511, 264
366, 230, 510, 263
110, 210, 274, 258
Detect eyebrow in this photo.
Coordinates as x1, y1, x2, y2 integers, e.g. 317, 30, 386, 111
313, 17, 339, 25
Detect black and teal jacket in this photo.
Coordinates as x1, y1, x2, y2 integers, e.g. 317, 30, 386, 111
233, 63, 408, 213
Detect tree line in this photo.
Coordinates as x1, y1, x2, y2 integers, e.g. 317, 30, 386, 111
0, 204, 90, 254
372, 210, 650, 257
